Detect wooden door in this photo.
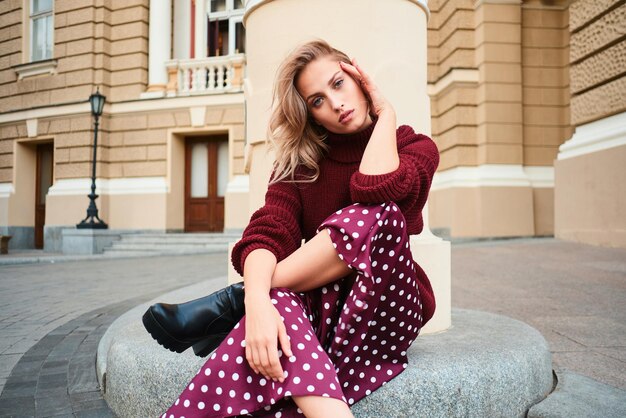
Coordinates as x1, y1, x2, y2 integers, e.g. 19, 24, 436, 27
35, 143, 53, 249
184, 137, 228, 232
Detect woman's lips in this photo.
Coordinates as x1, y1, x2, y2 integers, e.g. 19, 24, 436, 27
339, 109, 354, 123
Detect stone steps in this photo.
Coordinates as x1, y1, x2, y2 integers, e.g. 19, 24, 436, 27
102, 233, 241, 256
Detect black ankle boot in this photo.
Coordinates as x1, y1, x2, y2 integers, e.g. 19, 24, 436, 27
142, 282, 245, 357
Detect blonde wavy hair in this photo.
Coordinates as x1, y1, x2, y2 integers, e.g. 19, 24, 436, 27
267, 39, 352, 185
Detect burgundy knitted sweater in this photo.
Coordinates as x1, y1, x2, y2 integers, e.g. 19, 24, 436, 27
231, 117, 440, 324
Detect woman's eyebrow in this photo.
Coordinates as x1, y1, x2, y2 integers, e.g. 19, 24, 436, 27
306, 71, 341, 102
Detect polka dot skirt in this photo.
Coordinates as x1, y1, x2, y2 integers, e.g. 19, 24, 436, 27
162, 201, 425, 417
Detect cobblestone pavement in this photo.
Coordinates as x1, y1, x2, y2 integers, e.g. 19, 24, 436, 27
0, 295, 149, 417
0, 237, 624, 416
0, 252, 228, 397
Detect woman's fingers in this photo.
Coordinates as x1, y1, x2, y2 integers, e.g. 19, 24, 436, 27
266, 344, 284, 382
249, 344, 262, 375
339, 61, 361, 80
245, 344, 255, 373
250, 338, 282, 380
340, 60, 375, 100
243, 302, 296, 383
265, 312, 286, 381
339, 63, 361, 87
352, 58, 374, 85
278, 323, 293, 358
340, 58, 390, 116
254, 342, 271, 379
341, 58, 373, 87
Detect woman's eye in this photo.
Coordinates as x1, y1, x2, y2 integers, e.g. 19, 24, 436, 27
334, 79, 343, 88
312, 97, 323, 107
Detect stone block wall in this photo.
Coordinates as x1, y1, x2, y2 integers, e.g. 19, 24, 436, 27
427, 0, 573, 239
521, 1, 572, 166
552, 0, 626, 249
0, 0, 149, 113
474, 0, 524, 167
569, 0, 626, 125
428, 0, 478, 171
428, 0, 572, 172
108, 1, 149, 102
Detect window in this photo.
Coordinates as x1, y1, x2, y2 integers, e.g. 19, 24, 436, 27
207, 0, 245, 57
13, 0, 56, 78
30, 0, 54, 62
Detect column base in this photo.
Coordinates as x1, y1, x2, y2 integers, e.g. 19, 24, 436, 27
410, 233, 451, 334
61, 228, 122, 255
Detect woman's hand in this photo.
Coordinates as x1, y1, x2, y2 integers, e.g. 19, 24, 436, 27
244, 295, 293, 382
339, 58, 394, 117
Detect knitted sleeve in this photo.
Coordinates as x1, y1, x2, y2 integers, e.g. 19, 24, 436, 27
230, 171, 303, 277
349, 125, 439, 209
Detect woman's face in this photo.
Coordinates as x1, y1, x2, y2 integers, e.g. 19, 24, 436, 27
296, 56, 373, 135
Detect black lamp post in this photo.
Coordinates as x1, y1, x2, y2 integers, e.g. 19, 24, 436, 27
77, 87, 108, 229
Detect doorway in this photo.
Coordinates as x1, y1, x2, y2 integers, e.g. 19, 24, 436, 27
184, 136, 228, 232
35, 143, 53, 248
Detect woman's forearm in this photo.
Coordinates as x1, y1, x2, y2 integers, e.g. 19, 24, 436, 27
359, 109, 399, 175
243, 248, 276, 304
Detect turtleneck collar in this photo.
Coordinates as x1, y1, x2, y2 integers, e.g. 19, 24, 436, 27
324, 116, 378, 163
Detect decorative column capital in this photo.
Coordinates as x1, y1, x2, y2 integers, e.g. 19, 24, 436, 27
243, 0, 430, 26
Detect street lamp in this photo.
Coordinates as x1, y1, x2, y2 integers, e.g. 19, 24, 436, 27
76, 87, 108, 229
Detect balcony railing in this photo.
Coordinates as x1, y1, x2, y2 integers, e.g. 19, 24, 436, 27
164, 54, 246, 96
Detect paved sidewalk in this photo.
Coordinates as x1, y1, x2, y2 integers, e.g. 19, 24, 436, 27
0, 251, 229, 396
0, 236, 624, 415
451, 237, 626, 391
0, 295, 150, 416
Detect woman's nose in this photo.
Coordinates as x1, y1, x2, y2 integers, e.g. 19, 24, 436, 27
329, 96, 343, 111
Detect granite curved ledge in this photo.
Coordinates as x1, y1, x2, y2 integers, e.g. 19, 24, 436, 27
97, 279, 554, 417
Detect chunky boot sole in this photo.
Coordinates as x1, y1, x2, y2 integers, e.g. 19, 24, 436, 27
142, 307, 196, 353
143, 308, 230, 357
142, 282, 245, 357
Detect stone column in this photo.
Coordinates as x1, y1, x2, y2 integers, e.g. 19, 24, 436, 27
237, 0, 451, 333
146, 0, 172, 93
194, 0, 207, 59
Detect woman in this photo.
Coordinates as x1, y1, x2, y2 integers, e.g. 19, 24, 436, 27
156, 39, 439, 417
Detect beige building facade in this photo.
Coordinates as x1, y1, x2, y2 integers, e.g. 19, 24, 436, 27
0, 0, 624, 252
0, 0, 250, 251
427, 0, 570, 239
554, 0, 626, 248
427, 0, 624, 247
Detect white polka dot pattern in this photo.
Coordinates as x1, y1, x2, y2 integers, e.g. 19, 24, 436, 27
162, 202, 425, 418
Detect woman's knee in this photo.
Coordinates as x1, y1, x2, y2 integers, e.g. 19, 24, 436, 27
358, 201, 407, 234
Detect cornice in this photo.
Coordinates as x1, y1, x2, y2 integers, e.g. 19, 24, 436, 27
243, 0, 430, 26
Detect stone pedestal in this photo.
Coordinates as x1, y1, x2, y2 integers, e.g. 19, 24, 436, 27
97, 281, 553, 417
61, 229, 122, 255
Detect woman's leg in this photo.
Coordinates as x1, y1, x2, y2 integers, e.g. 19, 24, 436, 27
292, 395, 354, 418
270, 228, 352, 293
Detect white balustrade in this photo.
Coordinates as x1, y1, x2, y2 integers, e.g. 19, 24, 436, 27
165, 54, 245, 96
